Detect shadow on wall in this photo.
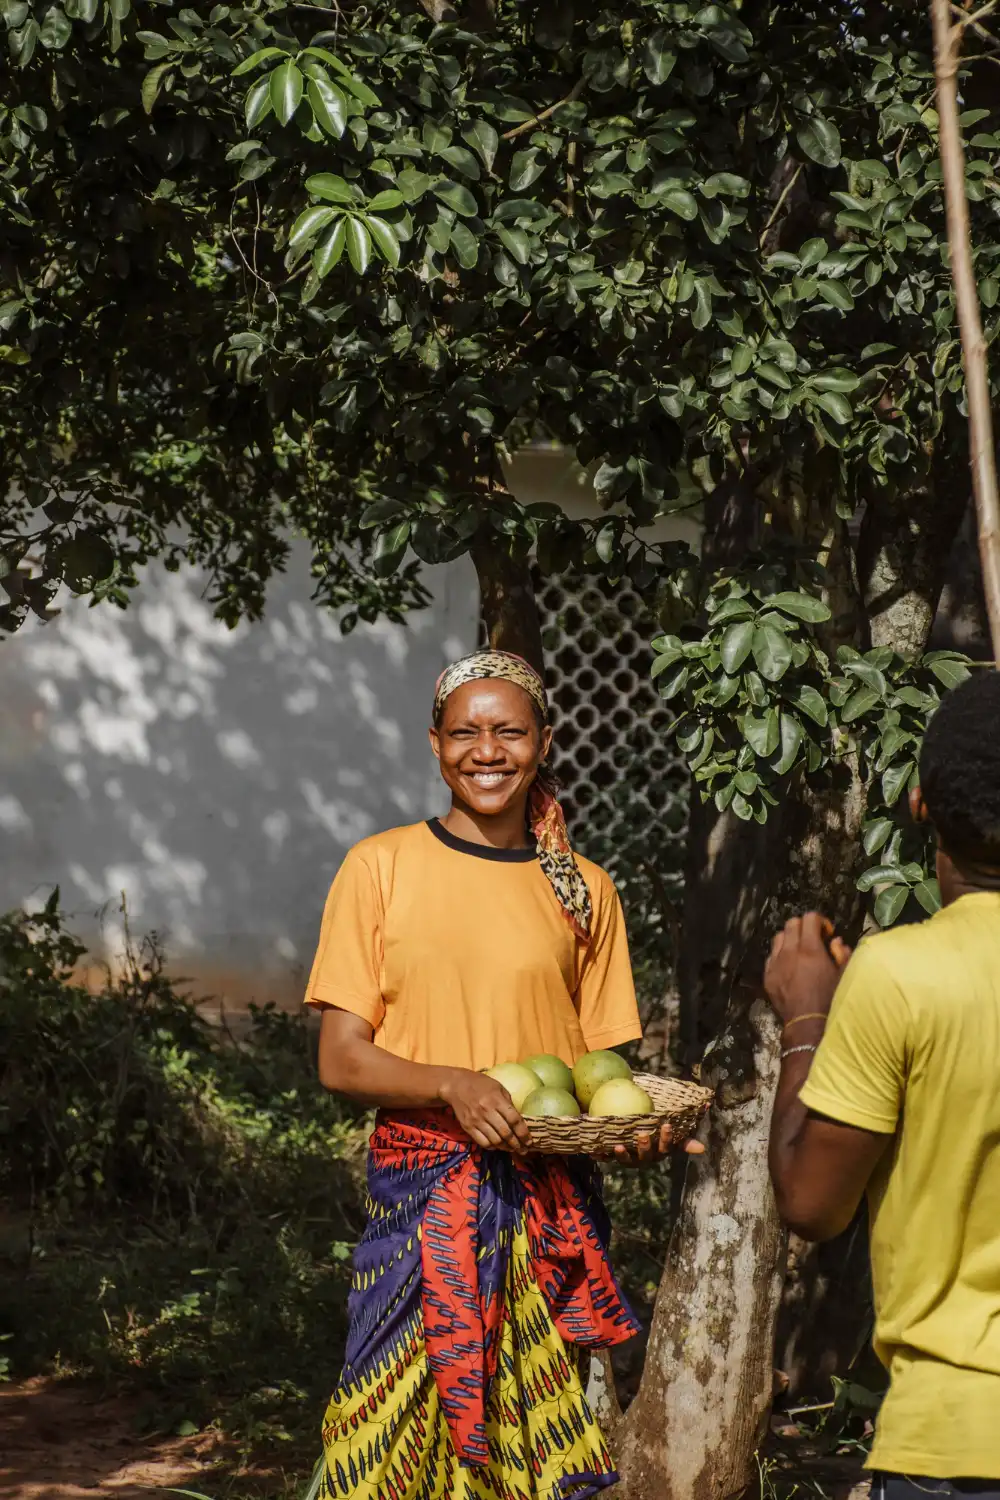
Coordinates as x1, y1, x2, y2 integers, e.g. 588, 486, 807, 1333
0, 545, 478, 1011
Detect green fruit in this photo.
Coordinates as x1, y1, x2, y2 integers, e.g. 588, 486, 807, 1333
483, 1062, 542, 1112
572, 1050, 632, 1109
522, 1086, 581, 1118
520, 1052, 573, 1092
588, 1079, 654, 1117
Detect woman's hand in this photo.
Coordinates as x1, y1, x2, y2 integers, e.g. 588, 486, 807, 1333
607, 1124, 706, 1167
438, 1068, 532, 1155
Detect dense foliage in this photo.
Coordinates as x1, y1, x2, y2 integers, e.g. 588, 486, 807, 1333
0, 894, 364, 1439
2, 0, 997, 635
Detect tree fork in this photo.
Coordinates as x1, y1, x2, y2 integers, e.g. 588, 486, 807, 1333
471, 543, 545, 676
932, 0, 1000, 664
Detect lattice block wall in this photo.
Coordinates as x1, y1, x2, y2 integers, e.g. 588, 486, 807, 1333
531, 568, 687, 845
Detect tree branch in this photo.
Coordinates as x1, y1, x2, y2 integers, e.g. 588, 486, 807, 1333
932, 0, 1000, 664
502, 77, 586, 141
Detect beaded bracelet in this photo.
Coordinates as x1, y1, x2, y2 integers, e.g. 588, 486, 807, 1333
780, 1043, 818, 1061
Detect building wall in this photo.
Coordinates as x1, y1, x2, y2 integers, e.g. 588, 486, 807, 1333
0, 545, 479, 1010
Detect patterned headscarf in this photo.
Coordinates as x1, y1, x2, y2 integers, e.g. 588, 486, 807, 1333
433, 650, 593, 942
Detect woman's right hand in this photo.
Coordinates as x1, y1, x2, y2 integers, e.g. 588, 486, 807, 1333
438, 1068, 532, 1155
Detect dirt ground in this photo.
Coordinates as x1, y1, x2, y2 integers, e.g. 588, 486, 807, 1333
0, 1377, 290, 1500
0, 1373, 871, 1500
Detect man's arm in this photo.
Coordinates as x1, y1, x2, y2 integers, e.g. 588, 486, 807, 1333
765, 914, 891, 1241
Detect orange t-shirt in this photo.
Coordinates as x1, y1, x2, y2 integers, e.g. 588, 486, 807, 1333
305, 819, 642, 1071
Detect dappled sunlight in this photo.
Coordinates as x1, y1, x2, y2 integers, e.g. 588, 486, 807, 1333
0, 545, 477, 1009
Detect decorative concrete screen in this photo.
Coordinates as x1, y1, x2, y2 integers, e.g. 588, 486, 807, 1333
481, 567, 687, 850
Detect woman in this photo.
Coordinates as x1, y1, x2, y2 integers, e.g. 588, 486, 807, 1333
306, 649, 696, 1500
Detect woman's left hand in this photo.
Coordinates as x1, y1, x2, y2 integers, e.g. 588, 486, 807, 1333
607, 1124, 706, 1166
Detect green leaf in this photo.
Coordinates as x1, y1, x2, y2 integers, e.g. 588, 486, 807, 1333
844, 659, 887, 695
372, 522, 410, 576
814, 390, 853, 425
796, 115, 841, 168
841, 685, 880, 722
450, 220, 480, 269
732, 791, 754, 821
313, 219, 346, 277
366, 215, 401, 268
433, 180, 478, 217
752, 623, 793, 681
882, 759, 915, 806
306, 174, 357, 205
927, 657, 972, 690
142, 62, 172, 114
743, 709, 780, 757
346, 217, 371, 274
862, 817, 893, 855
817, 281, 855, 312
720, 620, 754, 674
661, 188, 699, 221
731, 345, 754, 377
269, 60, 304, 127
811, 368, 860, 392
245, 78, 272, 129
774, 712, 804, 774
232, 46, 286, 76
857, 863, 904, 893
510, 149, 545, 193
642, 28, 677, 85
308, 76, 347, 138
708, 596, 754, 625
340, 73, 381, 109
39, 5, 71, 48
657, 664, 690, 700
368, 189, 404, 213
874, 883, 909, 928
463, 120, 499, 172
497, 225, 531, 265
913, 879, 942, 915
786, 683, 829, 727
765, 590, 831, 623
289, 205, 337, 247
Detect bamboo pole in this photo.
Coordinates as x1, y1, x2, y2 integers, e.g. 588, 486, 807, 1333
931, 0, 1000, 664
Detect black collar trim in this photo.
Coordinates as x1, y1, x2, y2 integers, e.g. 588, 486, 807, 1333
426, 818, 537, 863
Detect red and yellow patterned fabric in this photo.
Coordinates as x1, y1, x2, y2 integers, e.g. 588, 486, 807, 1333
319, 1112, 639, 1500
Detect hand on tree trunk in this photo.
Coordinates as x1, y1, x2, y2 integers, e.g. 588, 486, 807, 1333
764, 912, 852, 1027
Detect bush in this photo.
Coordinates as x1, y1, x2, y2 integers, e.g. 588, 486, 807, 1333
0, 894, 368, 1443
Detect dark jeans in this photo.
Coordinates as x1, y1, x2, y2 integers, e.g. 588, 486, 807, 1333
872, 1476, 1000, 1500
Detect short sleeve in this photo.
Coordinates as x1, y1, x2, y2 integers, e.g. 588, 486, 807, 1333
304, 850, 386, 1030
798, 939, 911, 1135
575, 878, 642, 1049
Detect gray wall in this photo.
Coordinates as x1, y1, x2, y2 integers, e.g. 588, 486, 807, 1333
0, 546, 479, 1009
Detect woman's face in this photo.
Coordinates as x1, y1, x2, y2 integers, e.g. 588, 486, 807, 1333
429, 679, 552, 817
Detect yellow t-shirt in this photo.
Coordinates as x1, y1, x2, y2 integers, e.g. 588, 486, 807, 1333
304, 819, 641, 1071
799, 892, 1000, 1478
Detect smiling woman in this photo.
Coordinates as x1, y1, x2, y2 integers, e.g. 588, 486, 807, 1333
302, 649, 689, 1500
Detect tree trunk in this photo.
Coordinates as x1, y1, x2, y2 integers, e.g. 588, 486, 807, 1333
471, 543, 545, 675
615, 455, 967, 1500
615, 768, 867, 1500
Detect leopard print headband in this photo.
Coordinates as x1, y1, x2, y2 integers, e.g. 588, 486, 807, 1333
434, 651, 592, 941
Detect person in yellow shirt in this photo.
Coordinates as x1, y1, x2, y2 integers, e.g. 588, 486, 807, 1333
765, 670, 1000, 1500
306, 649, 698, 1500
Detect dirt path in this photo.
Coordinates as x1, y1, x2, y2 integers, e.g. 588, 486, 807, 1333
0, 1378, 282, 1500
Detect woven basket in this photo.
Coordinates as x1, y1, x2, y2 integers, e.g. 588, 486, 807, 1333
525, 1072, 713, 1156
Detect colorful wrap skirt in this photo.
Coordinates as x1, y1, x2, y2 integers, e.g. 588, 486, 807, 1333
318, 1111, 640, 1500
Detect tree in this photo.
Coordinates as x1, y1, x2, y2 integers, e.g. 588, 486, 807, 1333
2, 1, 998, 1496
